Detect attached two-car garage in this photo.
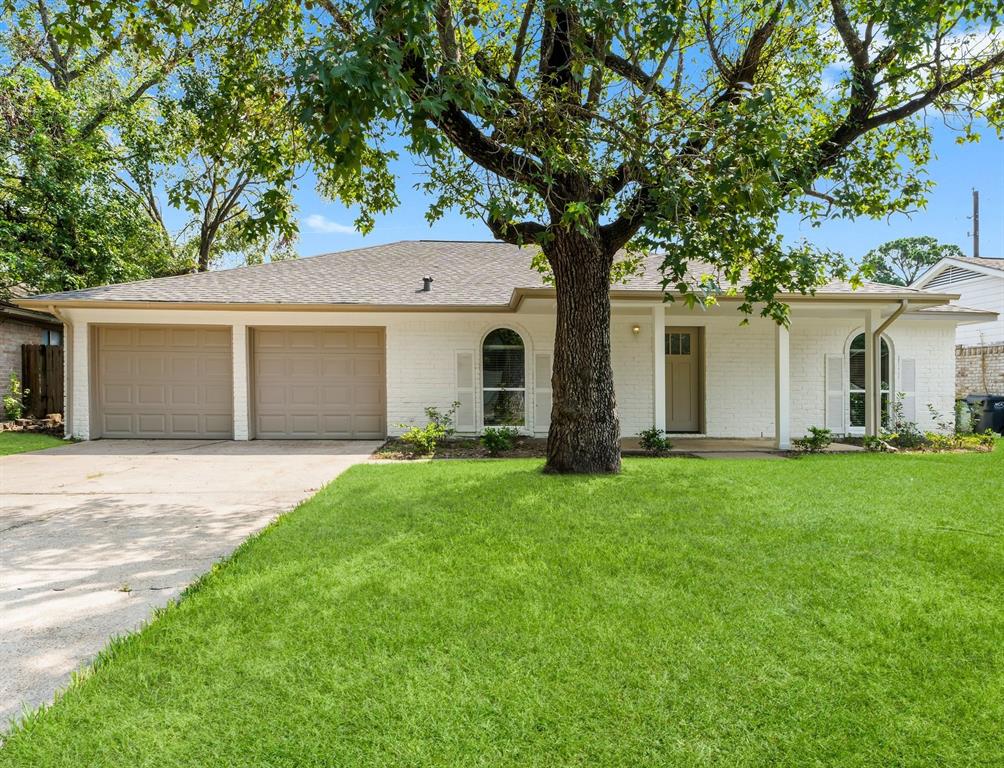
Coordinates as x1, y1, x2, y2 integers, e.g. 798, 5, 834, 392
92, 325, 386, 439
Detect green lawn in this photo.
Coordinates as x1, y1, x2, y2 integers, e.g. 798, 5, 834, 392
0, 432, 65, 455
3, 446, 1003, 766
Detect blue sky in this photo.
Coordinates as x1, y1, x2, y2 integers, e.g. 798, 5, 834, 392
291, 121, 1003, 264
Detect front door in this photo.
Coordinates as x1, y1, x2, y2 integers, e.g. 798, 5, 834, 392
665, 327, 701, 432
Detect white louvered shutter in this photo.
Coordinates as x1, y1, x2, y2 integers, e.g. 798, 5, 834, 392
899, 358, 917, 423
533, 351, 553, 432
825, 354, 844, 433
455, 351, 476, 432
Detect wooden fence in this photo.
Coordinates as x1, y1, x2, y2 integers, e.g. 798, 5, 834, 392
21, 344, 64, 417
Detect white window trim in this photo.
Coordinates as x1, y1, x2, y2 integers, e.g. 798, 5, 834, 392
845, 330, 894, 436
479, 326, 530, 432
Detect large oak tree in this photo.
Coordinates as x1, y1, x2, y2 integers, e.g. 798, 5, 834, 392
296, 0, 1004, 473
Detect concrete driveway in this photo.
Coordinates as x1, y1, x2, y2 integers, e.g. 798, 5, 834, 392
0, 439, 379, 728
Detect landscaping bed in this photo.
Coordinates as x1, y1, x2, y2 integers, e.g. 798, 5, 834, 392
374, 435, 549, 460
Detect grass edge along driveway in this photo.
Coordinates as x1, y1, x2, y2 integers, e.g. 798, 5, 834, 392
3, 445, 1002, 767
0, 432, 65, 455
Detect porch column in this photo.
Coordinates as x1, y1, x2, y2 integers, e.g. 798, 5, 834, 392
863, 309, 879, 437
652, 303, 666, 431
774, 322, 791, 449
232, 323, 251, 440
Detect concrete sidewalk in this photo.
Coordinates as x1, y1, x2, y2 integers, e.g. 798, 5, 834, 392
0, 439, 378, 728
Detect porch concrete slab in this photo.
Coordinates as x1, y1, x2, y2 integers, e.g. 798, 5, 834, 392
0, 439, 379, 730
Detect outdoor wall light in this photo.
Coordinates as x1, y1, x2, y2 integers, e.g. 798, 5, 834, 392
631, 324, 641, 335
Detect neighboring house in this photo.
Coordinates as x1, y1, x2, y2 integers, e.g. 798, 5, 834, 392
16, 241, 997, 448
1, 288, 63, 394
911, 256, 1004, 396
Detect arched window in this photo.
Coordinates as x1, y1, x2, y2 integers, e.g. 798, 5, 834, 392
849, 333, 890, 428
482, 328, 525, 426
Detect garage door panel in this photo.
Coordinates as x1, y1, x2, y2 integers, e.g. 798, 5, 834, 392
321, 385, 351, 406
136, 356, 164, 378
353, 329, 382, 349
101, 351, 133, 377
352, 414, 384, 438
137, 413, 167, 433
204, 414, 233, 434
137, 328, 168, 347
354, 385, 383, 407
94, 325, 233, 438
170, 357, 199, 378
170, 414, 199, 433
253, 327, 385, 439
321, 357, 352, 377
353, 358, 384, 378
204, 384, 232, 406
137, 385, 167, 405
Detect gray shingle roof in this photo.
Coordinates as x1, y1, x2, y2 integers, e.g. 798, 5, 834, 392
950, 256, 1004, 273
22, 240, 952, 307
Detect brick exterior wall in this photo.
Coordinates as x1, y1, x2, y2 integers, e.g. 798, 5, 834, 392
956, 344, 1004, 397
0, 318, 45, 390
58, 306, 960, 440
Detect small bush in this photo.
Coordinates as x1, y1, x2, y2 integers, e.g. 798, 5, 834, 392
396, 401, 461, 456
925, 430, 996, 453
885, 395, 925, 449
955, 400, 977, 435
792, 426, 832, 453
480, 426, 519, 456
3, 372, 26, 420
637, 427, 672, 455
862, 435, 886, 452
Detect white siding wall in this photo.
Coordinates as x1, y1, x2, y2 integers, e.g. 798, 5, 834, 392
945, 275, 1004, 345
59, 305, 959, 440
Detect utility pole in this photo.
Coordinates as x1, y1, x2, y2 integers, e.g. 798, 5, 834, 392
972, 188, 980, 258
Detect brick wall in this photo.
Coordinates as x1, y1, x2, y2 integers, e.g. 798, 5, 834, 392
0, 319, 45, 391
58, 305, 960, 440
956, 344, 1004, 396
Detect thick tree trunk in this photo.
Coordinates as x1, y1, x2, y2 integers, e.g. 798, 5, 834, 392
544, 229, 621, 474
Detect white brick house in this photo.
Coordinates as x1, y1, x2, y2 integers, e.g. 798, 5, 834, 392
17, 241, 996, 448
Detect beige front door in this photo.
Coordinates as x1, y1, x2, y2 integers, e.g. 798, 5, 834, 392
665, 327, 701, 432
252, 327, 386, 439
93, 325, 234, 438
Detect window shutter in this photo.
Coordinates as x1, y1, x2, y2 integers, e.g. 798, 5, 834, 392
455, 351, 476, 432
825, 354, 844, 433
533, 351, 552, 433
899, 358, 917, 423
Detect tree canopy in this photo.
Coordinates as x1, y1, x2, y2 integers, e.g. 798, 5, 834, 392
0, 0, 308, 296
862, 236, 966, 285
297, 0, 1004, 321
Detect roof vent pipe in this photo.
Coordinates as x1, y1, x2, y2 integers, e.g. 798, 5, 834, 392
422, 276, 434, 292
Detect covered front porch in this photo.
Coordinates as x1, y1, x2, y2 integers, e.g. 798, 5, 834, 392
636, 295, 954, 449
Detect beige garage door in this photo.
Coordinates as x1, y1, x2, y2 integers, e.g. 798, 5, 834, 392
94, 325, 234, 438
252, 327, 386, 439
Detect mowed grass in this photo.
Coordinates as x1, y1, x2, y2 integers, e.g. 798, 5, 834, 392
0, 432, 65, 455
3, 446, 1003, 767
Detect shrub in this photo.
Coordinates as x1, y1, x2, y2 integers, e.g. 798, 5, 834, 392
637, 426, 672, 455
397, 401, 461, 456
3, 372, 26, 420
480, 426, 519, 456
862, 435, 886, 452
925, 430, 996, 453
886, 395, 925, 449
424, 401, 460, 437
955, 400, 977, 435
792, 426, 832, 453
